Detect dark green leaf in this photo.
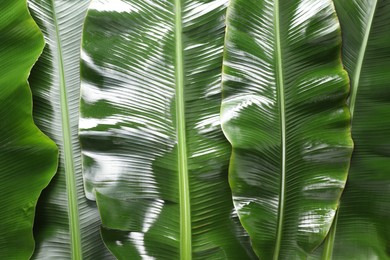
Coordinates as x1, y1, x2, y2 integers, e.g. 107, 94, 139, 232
80, 0, 256, 259
0, 1, 57, 259
313, 1, 390, 258
221, 0, 353, 258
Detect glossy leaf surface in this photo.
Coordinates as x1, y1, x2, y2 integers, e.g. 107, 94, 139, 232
0, 1, 57, 259
28, 0, 113, 258
80, 0, 255, 259
221, 0, 353, 258
314, 1, 390, 259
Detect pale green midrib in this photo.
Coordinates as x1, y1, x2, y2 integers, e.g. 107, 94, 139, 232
349, 0, 377, 118
273, 0, 286, 259
51, 3, 82, 259
321, 209, 339, 260
321, 3, 378, 259
174, 0, 192, 259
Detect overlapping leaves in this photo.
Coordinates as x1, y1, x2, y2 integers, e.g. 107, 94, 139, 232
0, 0, 388, 259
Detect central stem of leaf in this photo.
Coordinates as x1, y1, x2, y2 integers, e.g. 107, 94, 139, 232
274, 0, 286, 259
174, 0, 192, 259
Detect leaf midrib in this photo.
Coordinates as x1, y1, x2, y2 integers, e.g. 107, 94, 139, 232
322, 209, 339, 259
51, 2, 82, 259
273, 0, 286, 259
174, 0, 192, 259
349, 0, 377, 118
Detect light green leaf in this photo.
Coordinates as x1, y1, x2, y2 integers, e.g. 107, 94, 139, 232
221, 0, 353, 258
80, 0, 256, 259
313, 1, 390, 259
27, 0, 113, 258
0, 1, 57, 259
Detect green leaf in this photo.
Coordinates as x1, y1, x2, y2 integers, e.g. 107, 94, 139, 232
27, 0, 113, 258
0, 1, 58, 259
221, 0, 353, 258
80, 0, 256, 259
313, 1, 390, 258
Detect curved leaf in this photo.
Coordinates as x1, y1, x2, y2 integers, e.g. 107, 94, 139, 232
0, 1, 58, 259
314, 1, 390, 258
80, 0, 256, 259
27, 0, 113, 258
221, 0, 353, 258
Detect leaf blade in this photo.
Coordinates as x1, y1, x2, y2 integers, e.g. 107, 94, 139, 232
313, 1, 390, 258
80, 0, 256, 259
221, 0, 353, 258
0, 1, 58, 259
28, 0, 114, 258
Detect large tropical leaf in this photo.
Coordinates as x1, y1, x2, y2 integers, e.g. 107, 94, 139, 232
221, 0, 353, 258
80, 0, 256, 259
0, 1, 58, 259
27, 0, 113, 258
312, 1, 390, 259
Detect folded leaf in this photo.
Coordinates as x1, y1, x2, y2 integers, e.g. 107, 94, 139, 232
80, 0, 256, 259
221, 0, 353, 258
0, 1, 57, 259
313, 1, 390, 258
27, 1, 113, 258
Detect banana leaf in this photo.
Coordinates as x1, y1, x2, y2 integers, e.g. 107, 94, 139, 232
221, 0, 353, 258
0, 1, 58, 259
312, 1, 390, 259
27, 0, 113, 258
80, 0, 256, 259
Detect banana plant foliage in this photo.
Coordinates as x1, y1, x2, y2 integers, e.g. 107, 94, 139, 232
221, 0, 353, 258
312, 1, 390, 259
27, 0, 113, 258
0, 1, 57, 259
80, 0, 256, 259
